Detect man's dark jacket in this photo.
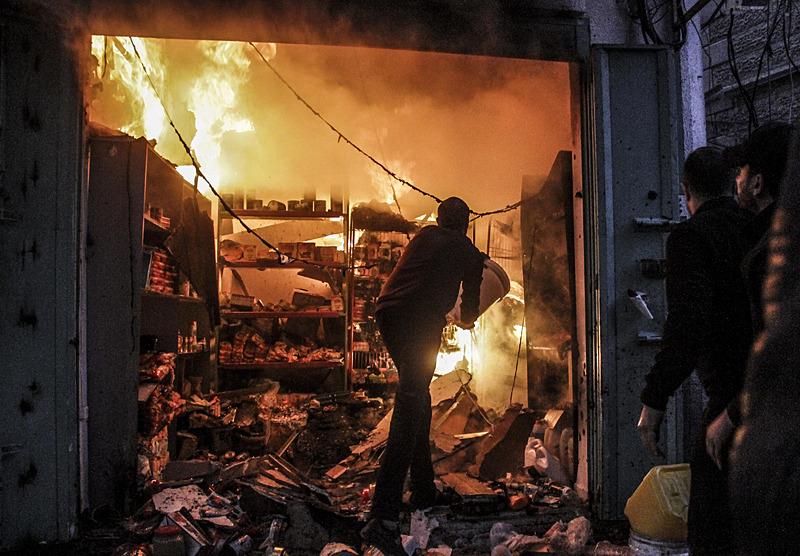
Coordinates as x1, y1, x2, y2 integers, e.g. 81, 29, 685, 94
741, 202, 777, 336
641, 197, 753, 422
377, 225, 484, 324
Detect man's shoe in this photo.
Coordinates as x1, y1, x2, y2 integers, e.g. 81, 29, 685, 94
360, 518, 407, 556
409, 487, 458, 511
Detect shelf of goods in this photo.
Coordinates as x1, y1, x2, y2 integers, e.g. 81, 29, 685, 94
86, 132, 219, 507
347, 218, 418, 388
220, 260, 347, 269
216, 191, 350, 392
218, 360, 343, 371
220, 209, 345, 220
221, 310, 345, 319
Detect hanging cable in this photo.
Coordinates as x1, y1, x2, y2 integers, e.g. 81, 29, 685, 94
750, 0, 787, 126
247, 42, 521, 220
727, 12, 760, 131
128, 37, 376, 273
785, 0, 798, 120
352, 50, 405, 220
701, 0, 725, 30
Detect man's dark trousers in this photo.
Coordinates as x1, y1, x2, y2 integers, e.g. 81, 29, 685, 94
370, 306, 444, 521
688, 405, 734, 555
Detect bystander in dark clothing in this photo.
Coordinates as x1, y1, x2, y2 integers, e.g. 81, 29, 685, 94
721, 122, 796, 425
728, 123, 799, 555
638, 148, 752, 555
361, 197, 484, 556
740, 202, 776, 334
728, 122, 797, 336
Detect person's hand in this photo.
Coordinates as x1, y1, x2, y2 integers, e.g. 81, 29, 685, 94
637, 405, 665, 458
705, 410, 735, 470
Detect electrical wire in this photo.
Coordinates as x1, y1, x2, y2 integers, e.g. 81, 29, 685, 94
727, 11, 760, 131
785, 0, 799, 120
701, 0, 725, 30
784, 0, 800, 74
128, 37, 376, 273
352, 50, 405, 220
750, 0, 787, 126
247, 42, 521, 221
635, 0, 688, 48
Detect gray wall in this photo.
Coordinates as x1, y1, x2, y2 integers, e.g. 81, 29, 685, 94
0, 4, 83, 547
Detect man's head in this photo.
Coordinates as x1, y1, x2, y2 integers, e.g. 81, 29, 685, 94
726, 121, 795, 213
437, 197, 470, 235
681, 147, 734, 215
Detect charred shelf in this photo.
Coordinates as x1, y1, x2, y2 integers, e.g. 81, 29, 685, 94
220, 209, 344, 220
176, 351, 210, 359
222, 310, 344, 319
218, 361, 343, 371
143, 213, 171, 235
141, 289, 206, 304
220, 260, 347, 269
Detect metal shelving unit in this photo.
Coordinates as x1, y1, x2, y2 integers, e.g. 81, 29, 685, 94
216, 195, 351, 391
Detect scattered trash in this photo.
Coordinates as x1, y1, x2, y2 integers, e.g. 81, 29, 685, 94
409, 510, 439, 550
320, 542, 359, 556
111, 370, 600, 556
401, 534, 419, 555
544, 516, 593, 555
525, 437, 571, 485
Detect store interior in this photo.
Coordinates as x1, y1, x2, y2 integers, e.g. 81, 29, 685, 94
84, 36, 582, 512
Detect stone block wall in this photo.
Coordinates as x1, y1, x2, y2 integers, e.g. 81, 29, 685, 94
702, 2, 800, 146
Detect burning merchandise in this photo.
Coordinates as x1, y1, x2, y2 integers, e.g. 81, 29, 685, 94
219, 326, 342, 365
138, 353, 184, 439
139, 385, 186, 436
140, 352, 177, 382
145, 248, 179, 295
352, 201, 418, 233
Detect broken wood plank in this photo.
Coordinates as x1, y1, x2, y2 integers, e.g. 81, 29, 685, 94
430, 369, 471, 406
433, 393, 473, 437
431, 430, 461, 453
440, 473, 495, 496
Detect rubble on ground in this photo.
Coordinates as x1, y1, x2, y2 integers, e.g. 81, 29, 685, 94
110, 370, 630, 555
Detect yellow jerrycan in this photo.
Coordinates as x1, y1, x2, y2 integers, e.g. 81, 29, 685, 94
624, 463, 691, 543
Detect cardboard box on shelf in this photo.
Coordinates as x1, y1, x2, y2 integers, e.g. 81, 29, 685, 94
316, 246, 337, 262
296, 243, 316, 260
278, 243, 298, 259
242, 245, 257, 262
257, 246, 280, 261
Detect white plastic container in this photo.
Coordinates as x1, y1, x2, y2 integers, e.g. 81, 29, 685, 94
447, 258, 511, 327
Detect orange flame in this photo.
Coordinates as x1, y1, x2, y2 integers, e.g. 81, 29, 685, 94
90, 36, 277, 194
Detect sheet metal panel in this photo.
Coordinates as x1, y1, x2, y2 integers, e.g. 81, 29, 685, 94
86, 136, 146, 510
0, 10, 81, 545
587, 46, 685, 519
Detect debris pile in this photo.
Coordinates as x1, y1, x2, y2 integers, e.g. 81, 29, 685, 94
113, 370, 630, 555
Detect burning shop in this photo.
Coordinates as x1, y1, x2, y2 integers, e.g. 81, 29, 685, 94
1, 0, 704, 551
